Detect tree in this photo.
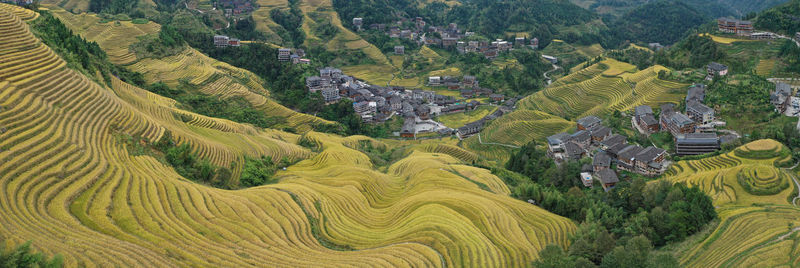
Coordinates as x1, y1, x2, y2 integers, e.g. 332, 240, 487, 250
0, 241, 62, 268
532, 244, 576, 268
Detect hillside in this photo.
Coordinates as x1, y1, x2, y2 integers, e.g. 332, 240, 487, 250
755, 0, 800, 35
42, 5, 333, 133
460, 59, 686, 163
661, 140, 800, 267
0, 4, 577, 266
575, 0, 790, 18
609, 0, 710, 45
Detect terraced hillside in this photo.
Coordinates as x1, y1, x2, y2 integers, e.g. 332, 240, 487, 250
662, 140, 800, 267
0, 6, 576, 267
43, 5, 333, 132
519, 59, 686, 120
467, 59, 686, 163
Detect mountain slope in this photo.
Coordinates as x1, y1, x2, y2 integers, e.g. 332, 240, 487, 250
0, 4, 576, 266
610, 0, 709, 45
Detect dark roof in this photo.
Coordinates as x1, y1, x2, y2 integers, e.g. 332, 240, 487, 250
776, 82, 792, 95
618, 145, 644, 161
582, 164, 593, 173
641, 114, 659, 126
607, 143, 629, 156
401, 119, 415, 133
601, 134, 627, 148
660, 103, 676, 115
635, 147, 666, 163
687, 101, 714, 115
570, 130, 591, 143
565, 141, 585, 159
708, 62, 728, 72
686, 84, 706, 103
635, 105, 653, 117
577, 116, 602, 127
593, 152, 611, 167
595, 169, 619, 184
547, 132, 571, 145
676, 133, 719, 145
669, 113, 694, 127
589, 126, 611, 138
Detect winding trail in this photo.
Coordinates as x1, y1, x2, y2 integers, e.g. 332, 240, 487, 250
476, 133, 520, 149
780, 162, 800, 207
543, 63, 561, 85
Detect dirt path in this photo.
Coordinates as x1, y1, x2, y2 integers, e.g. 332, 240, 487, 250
781, 163, 800, 207
543, 64, 560, 86
477, 133, 520, 149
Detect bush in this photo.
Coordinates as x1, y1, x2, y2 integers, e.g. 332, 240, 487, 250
240, 156, 279, 187
131, 18, 148, 24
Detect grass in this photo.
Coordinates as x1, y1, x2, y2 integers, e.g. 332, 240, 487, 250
437, 106, 497, 128
0, 5, 578, 267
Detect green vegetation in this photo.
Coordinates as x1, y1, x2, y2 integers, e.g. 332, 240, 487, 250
130, 25, 185, 59
656, 34, 725, 69
145, 81, 287, 129
270, 0, 305, 47
506, 142, 717, 266
240, 156, 280, 187
609, 0, 709, 45
89, 0, 137, 15
155, 131, 234, 189
0, 241, 62, 268
754, 0, 800, 35
29, 11, 144, 86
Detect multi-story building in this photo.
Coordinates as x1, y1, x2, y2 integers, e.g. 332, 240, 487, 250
771, 82, 792, 113
353, 17, 363, 30
321, 87, 340, 104
577, 116, 601, 130
634, 147, 667, 176
635, 105, 659, 133
686, 101, 715, 125
686, 84, 706, 103
675, 133, 721, 156
717, 18, 753, 36
707, 62, 728, 79
214, 35, 230, 47
278, 48, 291, 62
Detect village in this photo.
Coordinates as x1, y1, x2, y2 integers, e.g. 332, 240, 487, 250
352, 16, 545, 60
299, 65, 517, 139
548, 59, 796, 192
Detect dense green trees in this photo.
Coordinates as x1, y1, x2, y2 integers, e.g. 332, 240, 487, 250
29, 11, 144, 86
655, 34, 725, 69
506, 142, 716, 266
754, 0, 800, 35
0, 241, 62, 268
609, 0, 709, 45
270, 0, 305, 47
240, 156, 279, 187
89, 0, 137, 15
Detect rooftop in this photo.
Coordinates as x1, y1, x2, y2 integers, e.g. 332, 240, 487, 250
635, 105, 653, 117
676, 133, 719, 144
593, 152, 611, 167
577, 116, 602, 127
595, 169, 619, 184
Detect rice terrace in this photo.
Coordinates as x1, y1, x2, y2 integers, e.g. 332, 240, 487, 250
2, 0, 800, 267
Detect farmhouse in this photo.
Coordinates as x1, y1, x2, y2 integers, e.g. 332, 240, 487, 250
675, 133, 721, 156
580, 172, 594, 187
564, 141, 586, 161
531, 37, 539, 49
707, 62, 728, 79
686, 84, 705, 103
771, 82, 792, 113
457, 121, 484, 138
428, 76, 441, 86
490, 94, 504, 102
214, 35, 230, 47
353, 17, 363, 30
400, 118, 416, 138
394, 46, 405, 55
547, 132, 571, 158
686, 101, 714, 125
594, 169, 619, 192
592, 152, 611, 172
635, 105, 659, 133
577, 116, 602, 130
278, 48, 291, 62
717, 18, 753, 36
660, 104, 695, 135
589, 125, 612, 143
634, 147, 667, 176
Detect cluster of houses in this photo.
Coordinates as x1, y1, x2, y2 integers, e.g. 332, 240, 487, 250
452, 99, 516, 139
427, 75, 506, 101
355, 17, 538, 59
304, 67, 514, 138
717, 18, 790, 41
277, 48, 310, 65
771, 82, 796, 115
213, 35, 241, 48
1, 0, 32, 5
633, 84, 728, 156
548, 116, 668, 191
214, 0, 255, 17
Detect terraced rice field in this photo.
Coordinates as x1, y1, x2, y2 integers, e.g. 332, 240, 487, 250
46, 7, 161, 65
438, 106, 497, 128
480, 110, 573, 147
519, 59, 686, 120
701, 33, 757, 45
0, 6, 576, 266
661, 140, 800, 267
756, 58, 777, 76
